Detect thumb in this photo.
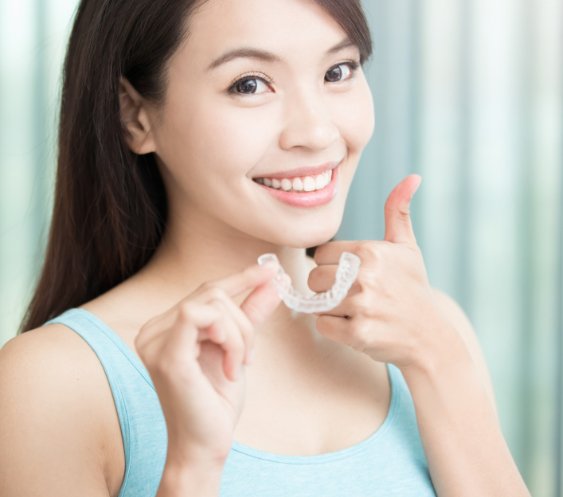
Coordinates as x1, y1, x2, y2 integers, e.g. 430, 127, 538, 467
240, 278, 281, 326
384, 174, 422, 244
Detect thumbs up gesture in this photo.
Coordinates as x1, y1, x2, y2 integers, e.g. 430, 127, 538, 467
309, 174, 461, 371
382, 174, 423, 244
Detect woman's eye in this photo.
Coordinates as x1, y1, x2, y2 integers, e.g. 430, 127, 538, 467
228, 75, 271, 96
325, 61, 360, 83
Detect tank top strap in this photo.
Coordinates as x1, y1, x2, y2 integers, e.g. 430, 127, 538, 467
45, 308, 167, 497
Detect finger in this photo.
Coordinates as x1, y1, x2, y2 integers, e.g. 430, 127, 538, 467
136, 303, 222, 353
207, 292, 256, 365
136, 304, 226, 385
211, 263, 278, 299
384, 174, 422, 244
313, 290, 364, 320
221, 320, 246, 382
313, 240, 357, 265
204, 300, 245, 382
307, 264, 337, 293
240, 278, 281, 326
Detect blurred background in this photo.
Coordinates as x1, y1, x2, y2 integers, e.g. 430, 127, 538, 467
0, 0, 561, 495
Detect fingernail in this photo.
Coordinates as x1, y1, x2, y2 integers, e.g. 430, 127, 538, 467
409, 176, 423, 200
261, 261, 278, 272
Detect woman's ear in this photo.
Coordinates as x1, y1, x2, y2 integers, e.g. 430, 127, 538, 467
119, 77, 157, 155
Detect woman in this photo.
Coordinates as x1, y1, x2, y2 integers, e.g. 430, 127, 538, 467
0, 0, 531, 496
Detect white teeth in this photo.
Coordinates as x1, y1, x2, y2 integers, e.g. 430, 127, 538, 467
303, 177, 316, 192
292, 178, 304, 191
255, 169, 334, 192
281, 178, 292, 191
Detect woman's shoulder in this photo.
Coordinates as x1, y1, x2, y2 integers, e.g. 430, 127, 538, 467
0, 322, 106, 393
0, 321, 111, 384
0, 324, 123, 496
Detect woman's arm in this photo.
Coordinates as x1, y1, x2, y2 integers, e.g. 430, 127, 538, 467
1, 265, 280, 497
0, 328, 225, 497
309, 175, 531, 497
0, 328, 114, 497
156, 462, 224, 497
401, 289, 531, 497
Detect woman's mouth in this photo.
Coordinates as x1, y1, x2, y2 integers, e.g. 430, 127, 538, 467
254, 169, 333, 193
253, 166, 339, 208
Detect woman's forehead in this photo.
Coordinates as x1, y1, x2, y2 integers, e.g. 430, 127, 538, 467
184, 0, 349, 60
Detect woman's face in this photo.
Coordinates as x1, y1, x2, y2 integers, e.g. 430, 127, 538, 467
147, 0, 375, 249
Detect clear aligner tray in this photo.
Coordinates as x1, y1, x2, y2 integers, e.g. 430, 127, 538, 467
257, 252, 361, 313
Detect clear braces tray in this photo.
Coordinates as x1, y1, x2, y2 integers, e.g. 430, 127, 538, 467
257, 252, 361, 313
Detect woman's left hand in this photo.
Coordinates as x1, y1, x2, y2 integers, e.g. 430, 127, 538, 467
309, 174, 466, 372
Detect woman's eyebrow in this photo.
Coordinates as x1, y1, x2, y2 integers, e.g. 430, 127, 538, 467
206, 37, 356, 72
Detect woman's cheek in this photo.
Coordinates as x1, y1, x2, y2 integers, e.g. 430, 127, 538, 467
339, 80, 375, 151
211, 105, 277, 160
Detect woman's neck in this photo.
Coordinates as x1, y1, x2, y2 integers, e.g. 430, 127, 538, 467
124, 225, 321, 347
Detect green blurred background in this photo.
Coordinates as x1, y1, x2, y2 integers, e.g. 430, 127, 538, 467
0, 0, 561, 495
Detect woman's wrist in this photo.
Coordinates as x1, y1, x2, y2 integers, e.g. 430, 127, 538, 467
398, 317, 471, 381
156, 458, 226, 497
399, 327, 498, 429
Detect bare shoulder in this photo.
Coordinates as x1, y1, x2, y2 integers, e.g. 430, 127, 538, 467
430, 287, 485, 355
0, 324, 122, 497
430, 288, 475, 335
430, 288, 499, 416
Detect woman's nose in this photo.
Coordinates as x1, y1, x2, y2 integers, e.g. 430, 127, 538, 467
278, 93, 340, 151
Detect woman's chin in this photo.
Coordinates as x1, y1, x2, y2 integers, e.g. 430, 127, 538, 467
249, 214, 343, 250
284, 226, 341, 250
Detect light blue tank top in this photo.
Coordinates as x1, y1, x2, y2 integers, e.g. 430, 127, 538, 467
46, 307, 437, 497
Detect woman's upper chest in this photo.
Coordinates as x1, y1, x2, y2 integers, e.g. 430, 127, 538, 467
233, 348, 391, 456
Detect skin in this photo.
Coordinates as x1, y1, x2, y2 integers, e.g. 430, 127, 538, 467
0, 0, 531, 496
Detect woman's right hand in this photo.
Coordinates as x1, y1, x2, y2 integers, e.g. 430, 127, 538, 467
134, 263, 280, 469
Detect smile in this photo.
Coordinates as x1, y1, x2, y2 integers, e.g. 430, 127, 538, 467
253, 165, 340, 208
254, 169, 333, 193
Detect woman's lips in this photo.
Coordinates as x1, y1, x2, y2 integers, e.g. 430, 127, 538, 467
254, 165, 339, 208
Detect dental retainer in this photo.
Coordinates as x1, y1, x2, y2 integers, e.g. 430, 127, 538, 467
257, 252, 361, 313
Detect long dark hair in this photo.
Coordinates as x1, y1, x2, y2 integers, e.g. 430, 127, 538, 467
19, 0, 373, 333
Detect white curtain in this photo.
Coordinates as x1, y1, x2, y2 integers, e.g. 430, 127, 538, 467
339, 1, 563, 495
0, 0, 77, 337
0, 1, 561, 495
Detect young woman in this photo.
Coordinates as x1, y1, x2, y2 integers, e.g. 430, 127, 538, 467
0, 0, 531, 496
